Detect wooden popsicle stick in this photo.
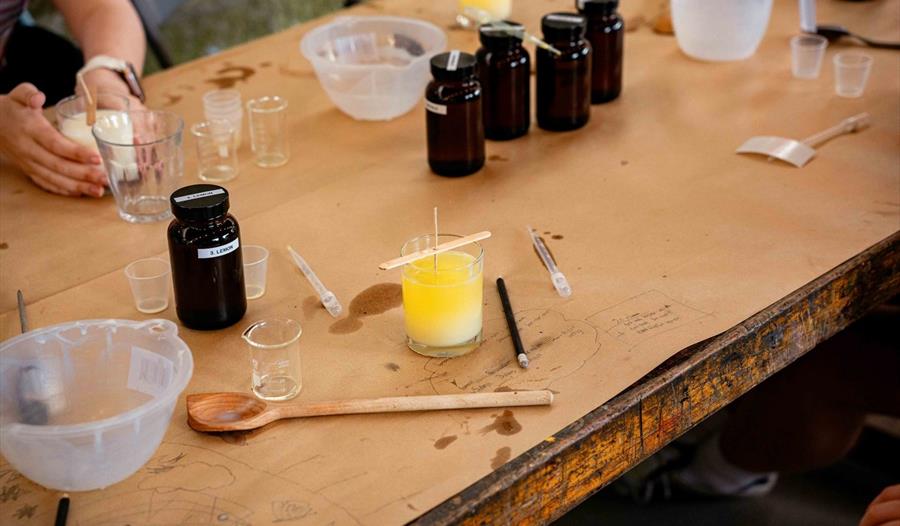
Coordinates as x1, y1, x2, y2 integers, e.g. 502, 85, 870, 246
86, 85, 97, 126
379, 230, 491, 270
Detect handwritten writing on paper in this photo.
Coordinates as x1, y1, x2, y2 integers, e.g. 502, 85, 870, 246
587, 290, 708, 348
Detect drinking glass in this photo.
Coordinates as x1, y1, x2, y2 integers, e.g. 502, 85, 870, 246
93, 111, 184, 223
401, 234, 484, 358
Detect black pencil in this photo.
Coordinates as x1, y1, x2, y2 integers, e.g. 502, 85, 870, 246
496, 277, 528, 369
54, 494, 69, 526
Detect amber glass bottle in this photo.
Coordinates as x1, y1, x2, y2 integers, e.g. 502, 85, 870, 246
579, 0, 624, 103
476, 22, 531, 140
167, 184, 246, 330
426, 51, 485, 177
536, 13, 592, 131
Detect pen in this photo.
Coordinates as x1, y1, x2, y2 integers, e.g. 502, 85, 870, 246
496, 277, 528, 369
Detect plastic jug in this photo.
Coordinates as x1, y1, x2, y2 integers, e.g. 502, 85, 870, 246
671, 0, 773, 61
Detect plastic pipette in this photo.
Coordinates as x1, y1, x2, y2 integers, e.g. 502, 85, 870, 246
527, 226, 572, 298
457, 8, 562, 56
286, 245, 343, 317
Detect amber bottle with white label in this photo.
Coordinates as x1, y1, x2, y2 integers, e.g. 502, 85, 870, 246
425, 50, 485, 177
167, 184, 246, 330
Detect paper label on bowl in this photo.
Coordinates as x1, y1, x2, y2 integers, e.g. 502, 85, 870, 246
127, 346, 174, 397
197, 238, 239, 259
425, 100, 447, 115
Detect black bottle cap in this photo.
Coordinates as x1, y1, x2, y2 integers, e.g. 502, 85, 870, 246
479, 21, 525, 48
577, 0, 619, 14
430, 50, 477, 81
170, 184, 230, 221
541, 12, 587, 41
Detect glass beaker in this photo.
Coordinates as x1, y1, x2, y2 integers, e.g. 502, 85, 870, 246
247, 96, 289, 168
93, 111, 184, 223
191, 119, 239, 182
401, 234, 484, 358
242, 319, 302, 401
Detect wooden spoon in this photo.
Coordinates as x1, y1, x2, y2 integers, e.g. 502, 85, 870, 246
187, 390, 554, 432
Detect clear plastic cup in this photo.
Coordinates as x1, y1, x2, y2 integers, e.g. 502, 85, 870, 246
191, 120, 238, 182
124, 258, 171, 313
56, 92, 130, 152
790, 34, 827, 79
833, 52, 873, 98
92, 111, 184, 223
203, 89, 243, 147
242, 319, 302, 401
247, 96, 289, 168
242, 245, 269, 300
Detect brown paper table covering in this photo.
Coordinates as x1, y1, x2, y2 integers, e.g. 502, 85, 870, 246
1, 0, 898, 523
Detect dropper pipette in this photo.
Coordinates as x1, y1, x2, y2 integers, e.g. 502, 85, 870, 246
457, 8, 562, 56
527, 226, 572, 298
286, 245, 343, 317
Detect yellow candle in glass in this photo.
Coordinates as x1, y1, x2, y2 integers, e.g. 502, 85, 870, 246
459, 0, 512, 20
401, 235, 484, 358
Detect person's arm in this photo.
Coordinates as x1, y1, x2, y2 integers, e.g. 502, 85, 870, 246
53, 0, 146, 99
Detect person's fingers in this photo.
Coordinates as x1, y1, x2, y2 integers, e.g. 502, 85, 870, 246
874, 486, 900, 505
24, 160, 104, 197
29, 118, 103, 166
26, 171, 74, 197
861, 501, 900, 526
8, 83, 46, 109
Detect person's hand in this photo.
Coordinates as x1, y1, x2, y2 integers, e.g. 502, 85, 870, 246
861, 485, 900, 526
79, 68, 145, 111
0, 83, 107, 197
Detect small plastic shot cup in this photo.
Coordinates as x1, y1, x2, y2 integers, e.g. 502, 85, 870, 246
124, 258, 171, 314
203, 89, 243, 147
247, 96, 289, 168
192, 119, 238, 182
242, 245, 269, 300
790, 34, 827, 79
833, 52, 873, 98
242, 319, 303, 401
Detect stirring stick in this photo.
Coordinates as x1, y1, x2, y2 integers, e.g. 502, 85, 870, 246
496, 277, 528, 368
433, 207, 439, 271
527, 226, 572, 297
379, 231, 491, 270
87, 86, 97, 126
286, 245, 343, 317
16, 289, 28, 333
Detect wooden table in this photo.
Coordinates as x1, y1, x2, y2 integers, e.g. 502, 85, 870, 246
1, 0, 898, 524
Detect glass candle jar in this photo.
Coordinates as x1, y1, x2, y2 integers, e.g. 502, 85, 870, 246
476, 22, 531, 140
536, 13, 592, 131
426, 51, 485, 177
401, 234, 484, 358
167, 184, 247, 330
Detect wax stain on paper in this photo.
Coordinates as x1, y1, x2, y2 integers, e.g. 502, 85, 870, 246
491, 447, 511, 469
329, 283, 402, 334
480, 410, 522, 436
206, 63, 256, 89
433, 435, 457, 449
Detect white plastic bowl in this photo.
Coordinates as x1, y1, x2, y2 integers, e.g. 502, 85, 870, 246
0, 319, 193, 491
301, 16, 446, 121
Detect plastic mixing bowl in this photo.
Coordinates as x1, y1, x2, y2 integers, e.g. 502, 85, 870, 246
301, 16, 446, 121
0, 319, 193, 491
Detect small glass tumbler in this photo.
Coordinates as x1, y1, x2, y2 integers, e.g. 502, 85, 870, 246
191, 120, 238, 182
242, 245, 269, 300
833, 52, 873, 98
242, 318, 302, 401
124, 257, 171, 313
56, 92, 130, 152
790, 34, 827, 79
401, 234, 484, 358
93, 110, 184, 223
203, 89, 243, 147
247, 96, 289, 168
